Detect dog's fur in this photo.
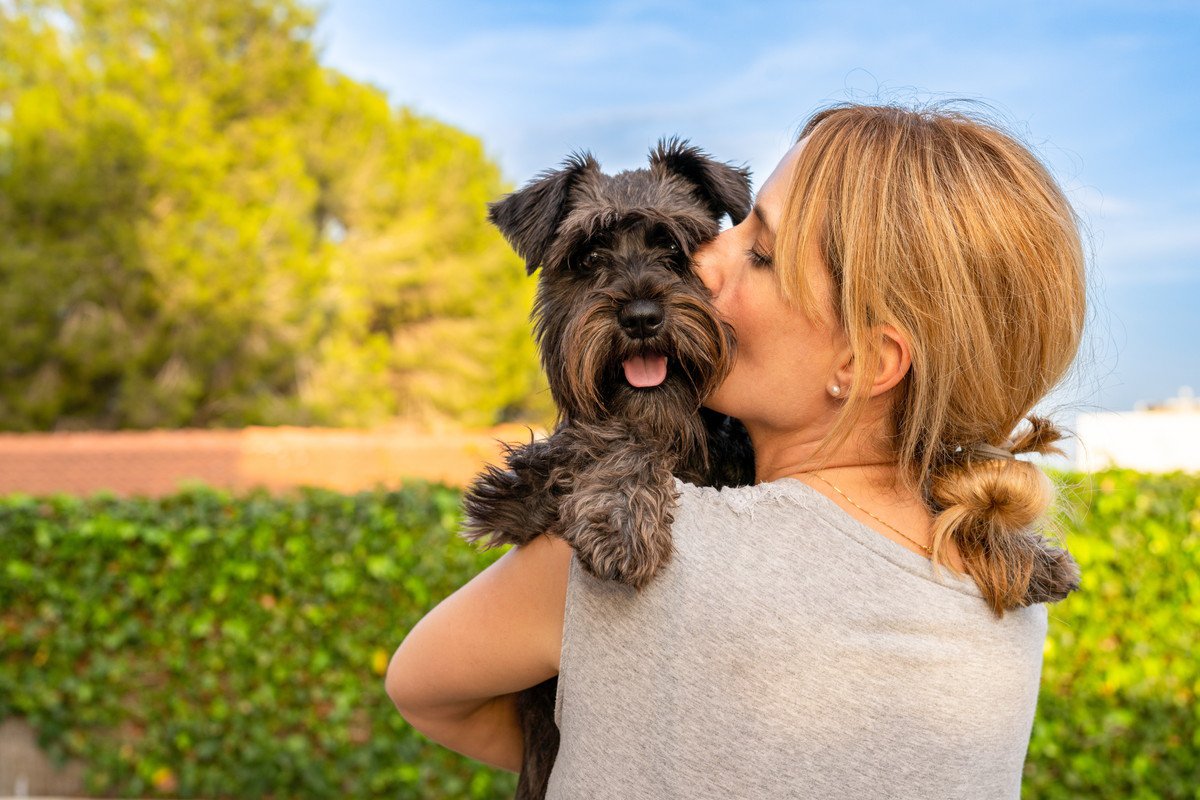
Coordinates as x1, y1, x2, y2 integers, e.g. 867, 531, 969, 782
463, 140, 757, 582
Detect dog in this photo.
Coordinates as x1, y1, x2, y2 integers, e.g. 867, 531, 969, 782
461, 138, 758, 799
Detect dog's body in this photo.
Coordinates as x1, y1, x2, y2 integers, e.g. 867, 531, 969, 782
462, 139, 757, 798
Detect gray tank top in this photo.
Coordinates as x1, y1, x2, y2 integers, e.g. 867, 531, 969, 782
547, 477, 1048, 799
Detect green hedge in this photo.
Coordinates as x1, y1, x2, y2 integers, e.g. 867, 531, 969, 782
1, 469, 1197, 798
1028, 469, 1199, 799
0, 481, 516, 798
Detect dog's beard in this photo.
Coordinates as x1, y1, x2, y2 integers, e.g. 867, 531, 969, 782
550, 290, 736, 434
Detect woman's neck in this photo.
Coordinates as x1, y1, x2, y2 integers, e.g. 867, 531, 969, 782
747, 420, 895, 485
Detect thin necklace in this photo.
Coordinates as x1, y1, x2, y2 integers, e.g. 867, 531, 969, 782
806, 472, 933, 556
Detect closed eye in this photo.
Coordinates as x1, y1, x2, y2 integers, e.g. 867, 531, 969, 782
747, 245, 773, 269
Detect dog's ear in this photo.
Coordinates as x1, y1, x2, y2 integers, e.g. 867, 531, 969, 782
650, 137, 753, 225
488, 152, 600, 275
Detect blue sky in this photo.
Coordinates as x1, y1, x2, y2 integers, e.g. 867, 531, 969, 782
313, 0, 1199, 418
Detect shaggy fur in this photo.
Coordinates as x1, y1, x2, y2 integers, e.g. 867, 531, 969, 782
462, 139, 757, 800
463, 139, 757, 582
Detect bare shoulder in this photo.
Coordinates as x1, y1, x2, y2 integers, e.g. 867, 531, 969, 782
511, 532, 574, 594
476, 533, 573, 673
503, 532, 574, 598
385, 533, 573, 716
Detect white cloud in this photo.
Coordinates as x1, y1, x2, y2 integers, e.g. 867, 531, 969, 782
1078, 200, 1200, 285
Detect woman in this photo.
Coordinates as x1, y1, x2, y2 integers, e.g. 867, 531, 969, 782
385, 102, 1085, 798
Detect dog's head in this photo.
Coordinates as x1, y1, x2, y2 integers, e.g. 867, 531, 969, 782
488, 138, 752, 427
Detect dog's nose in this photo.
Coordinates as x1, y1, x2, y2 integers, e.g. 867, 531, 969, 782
618, 299, 665, 339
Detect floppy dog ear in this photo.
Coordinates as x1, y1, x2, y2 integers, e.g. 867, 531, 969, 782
650, 137, 753, 225
488, 152, 600, 275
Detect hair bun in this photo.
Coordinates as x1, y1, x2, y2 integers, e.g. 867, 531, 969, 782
928, 416, 1078, 614
931, 458, 1053, 533
933, 414, 1067, 530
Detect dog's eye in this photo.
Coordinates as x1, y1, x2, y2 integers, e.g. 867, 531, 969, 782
649, 230, 681, 255
571, 249, 601, 270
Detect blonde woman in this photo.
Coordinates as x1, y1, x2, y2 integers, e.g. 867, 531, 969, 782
386, 102, 1085, 798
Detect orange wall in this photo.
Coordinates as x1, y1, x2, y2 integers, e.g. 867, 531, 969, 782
0, 424, 547, 498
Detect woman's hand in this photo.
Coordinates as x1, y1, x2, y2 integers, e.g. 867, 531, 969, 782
384, 533, 573, 771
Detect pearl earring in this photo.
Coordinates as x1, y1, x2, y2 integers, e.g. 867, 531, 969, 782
829, 384, 842, 397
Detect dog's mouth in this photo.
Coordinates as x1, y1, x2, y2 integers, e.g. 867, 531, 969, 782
622, 351, 668, 388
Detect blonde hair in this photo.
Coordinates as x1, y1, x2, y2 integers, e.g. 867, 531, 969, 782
777, 102, 1086, 617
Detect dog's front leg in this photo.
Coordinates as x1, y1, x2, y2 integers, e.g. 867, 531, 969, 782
461, 434, 572, 550
557, 431, 679, 590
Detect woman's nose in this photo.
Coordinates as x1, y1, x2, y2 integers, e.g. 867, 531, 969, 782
692, 232, 728, 298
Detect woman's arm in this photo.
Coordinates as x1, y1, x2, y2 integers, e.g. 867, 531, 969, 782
385, 532, 573, 772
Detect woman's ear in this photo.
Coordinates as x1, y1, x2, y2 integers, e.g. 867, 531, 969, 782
830, 325, 911, 398
869, 324, 912, 397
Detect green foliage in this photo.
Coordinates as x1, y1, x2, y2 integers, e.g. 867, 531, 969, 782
2, 468, 1195, 798
0, 479, 518, 798
1025, 469, 1200, 799
0, 0, 551, 431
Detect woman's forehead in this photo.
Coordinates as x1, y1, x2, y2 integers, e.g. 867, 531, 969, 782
756, 138, 808, 234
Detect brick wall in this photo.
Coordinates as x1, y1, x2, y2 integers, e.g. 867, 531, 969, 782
0, 424, 547, 498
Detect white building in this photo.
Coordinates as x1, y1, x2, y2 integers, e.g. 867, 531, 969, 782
1075, 388, 1200, 472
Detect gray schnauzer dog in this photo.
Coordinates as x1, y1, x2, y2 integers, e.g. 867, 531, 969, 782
461, 138, 757, 799
462, 138, 757, 578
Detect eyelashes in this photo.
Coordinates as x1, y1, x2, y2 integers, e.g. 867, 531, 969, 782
746, 245, 774, 269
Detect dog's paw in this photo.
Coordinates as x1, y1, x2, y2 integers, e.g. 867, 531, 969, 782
571, 533, 671, 591
559, 487, 675, 590
1021, 544, 1082, 606
461, 464, 535, 549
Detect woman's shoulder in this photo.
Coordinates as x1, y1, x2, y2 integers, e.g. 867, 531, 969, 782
672, 476, 990, 600
672, 475, 819, 520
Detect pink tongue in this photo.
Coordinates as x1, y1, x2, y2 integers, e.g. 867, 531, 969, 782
623, 354, 668, 388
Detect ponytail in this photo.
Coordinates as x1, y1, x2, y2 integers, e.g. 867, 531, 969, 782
927, 417, 1081, 617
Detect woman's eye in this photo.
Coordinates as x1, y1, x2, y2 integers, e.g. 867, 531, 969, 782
747, 246, 774, 269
